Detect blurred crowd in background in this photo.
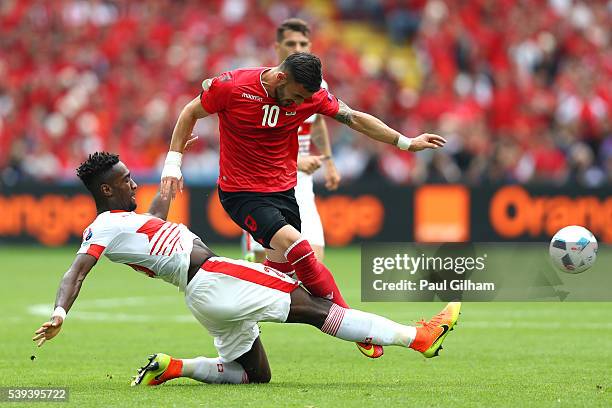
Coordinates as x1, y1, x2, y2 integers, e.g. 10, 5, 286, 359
0, 0, 610, 188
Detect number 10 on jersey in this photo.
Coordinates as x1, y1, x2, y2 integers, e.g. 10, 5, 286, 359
261, 105, 279, 127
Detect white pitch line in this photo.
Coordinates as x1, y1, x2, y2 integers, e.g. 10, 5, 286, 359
74, 296, 177, 308
27, 296, 194, 323
460, 321, 612, 329
27, 307, 195, 323
25, 298, 612, 329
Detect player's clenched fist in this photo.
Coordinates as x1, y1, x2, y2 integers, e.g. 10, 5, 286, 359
298, 155, 325, 175
406, 133, 446, 152
32, 316, 63, 347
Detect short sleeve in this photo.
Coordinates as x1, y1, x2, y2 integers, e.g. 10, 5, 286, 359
200, 71, 234, 114
315, 88, 340, 117
77, 222, 118, 260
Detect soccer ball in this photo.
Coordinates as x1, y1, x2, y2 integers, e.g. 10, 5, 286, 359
549, 226, 598, 274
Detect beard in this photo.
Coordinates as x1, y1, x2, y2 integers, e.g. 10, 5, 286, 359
274, 85, 292, 107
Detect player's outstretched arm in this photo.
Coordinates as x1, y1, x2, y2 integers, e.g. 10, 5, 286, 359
32, 254, 97, 347
148, 134, 199, 220
333, 100, 446, 152
161, 97, 210, 200
146, 192, 172, 221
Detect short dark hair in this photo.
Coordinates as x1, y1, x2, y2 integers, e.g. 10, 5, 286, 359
280, 52, 322, 93
276, 18, 311, 42
76, 152, 120, 194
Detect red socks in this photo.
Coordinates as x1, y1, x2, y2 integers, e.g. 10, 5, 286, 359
263, 258, 296, 278
284, 239, 349, 308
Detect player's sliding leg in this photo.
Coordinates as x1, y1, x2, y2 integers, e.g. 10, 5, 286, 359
131, 337, 270, 386
234, 337, 271, 383
268, 225, 384, 358
286, 287, 461, 358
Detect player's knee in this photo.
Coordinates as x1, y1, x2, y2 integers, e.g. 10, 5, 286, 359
270, 225, 301, 251
249, 367, 271, 383
287, 288, 331, 328
260, 369, 271, 383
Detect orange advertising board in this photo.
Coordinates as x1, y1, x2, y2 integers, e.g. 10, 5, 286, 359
414, 185, 470, 242
0, 185, 189, 246
489, 185, 612, 243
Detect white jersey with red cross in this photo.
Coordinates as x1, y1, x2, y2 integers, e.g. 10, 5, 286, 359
77, 210, 199, 291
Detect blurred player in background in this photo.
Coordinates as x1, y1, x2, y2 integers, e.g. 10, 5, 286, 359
160, 52, 445, 358
243, 18, 340, 264
33, 152, 461, 386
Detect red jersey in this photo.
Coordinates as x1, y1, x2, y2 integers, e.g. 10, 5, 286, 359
200, 67, 340, 192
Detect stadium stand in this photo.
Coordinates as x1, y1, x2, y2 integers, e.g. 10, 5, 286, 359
0, 0, 609, 186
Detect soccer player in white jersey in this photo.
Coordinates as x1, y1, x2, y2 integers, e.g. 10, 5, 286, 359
243, 18, 339, 264
33, 152, 461, 385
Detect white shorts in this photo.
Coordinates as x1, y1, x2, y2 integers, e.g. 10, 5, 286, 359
184, 257, 299, 362
295, 171, 325, 247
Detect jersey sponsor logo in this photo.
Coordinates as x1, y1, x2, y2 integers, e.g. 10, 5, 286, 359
241, 92, 264, 102
285, 111, 296, 116
82, 227, 93, 242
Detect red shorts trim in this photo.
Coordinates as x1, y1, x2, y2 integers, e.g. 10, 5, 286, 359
202, 258, 298, 293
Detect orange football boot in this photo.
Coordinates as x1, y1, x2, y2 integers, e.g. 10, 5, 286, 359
410, 302, 461, 358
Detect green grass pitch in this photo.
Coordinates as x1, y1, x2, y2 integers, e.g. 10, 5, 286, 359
1, 245, 611, 407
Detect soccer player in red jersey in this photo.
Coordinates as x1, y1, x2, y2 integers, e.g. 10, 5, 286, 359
33, 152, 460, 386
243, 18, 339, 264
160, 52, 446, 357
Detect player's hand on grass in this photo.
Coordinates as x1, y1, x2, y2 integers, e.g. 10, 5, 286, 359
32, 316, 63, 347
408, 133, 447, 152
324, 160, 341, 191
298, 155, 325, 175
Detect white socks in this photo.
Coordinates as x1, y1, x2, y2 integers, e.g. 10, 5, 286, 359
321, 304, 416, 347
181, 357, 249, 384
